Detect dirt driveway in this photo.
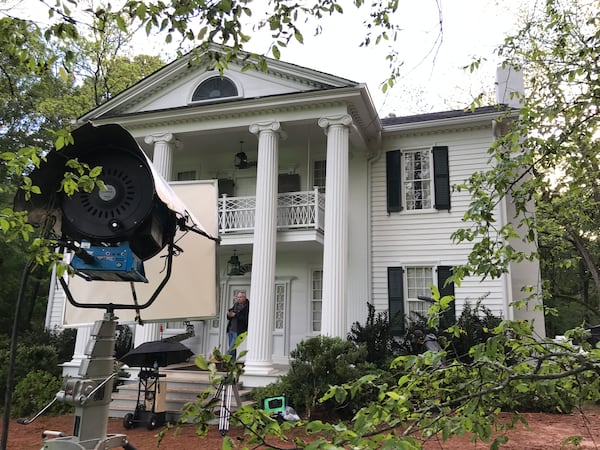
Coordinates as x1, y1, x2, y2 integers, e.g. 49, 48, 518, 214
2, 406, 599, 449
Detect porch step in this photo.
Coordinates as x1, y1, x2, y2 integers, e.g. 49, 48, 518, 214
109, 365, 254, 422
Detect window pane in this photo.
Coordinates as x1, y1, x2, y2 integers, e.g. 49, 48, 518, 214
192, 77, 238, 101
406, 267, 433, 319
177, 170, 196, 181
403, 149, 432, 210
311, 270, 323, 332
312, 301, 322, 332
313, 160, 326, 193
274, 284, 285, 330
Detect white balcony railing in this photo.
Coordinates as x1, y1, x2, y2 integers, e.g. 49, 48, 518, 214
218, 188, 325, 233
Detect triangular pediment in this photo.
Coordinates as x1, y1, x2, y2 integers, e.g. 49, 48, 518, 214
80, 44, 358, 121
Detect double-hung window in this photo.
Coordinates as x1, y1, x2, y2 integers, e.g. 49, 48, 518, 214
406, 267, 434, 318
403, 149, 433, 210
386, 146, 450, 213
387, 265, 455, 335
311, 269, 323, 332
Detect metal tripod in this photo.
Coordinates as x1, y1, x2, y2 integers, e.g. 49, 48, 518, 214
213, 379, 241, 436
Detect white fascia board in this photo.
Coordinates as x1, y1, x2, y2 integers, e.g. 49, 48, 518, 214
80, 55, 356, 122
78, 58, 190, 122
83, 87, 366, 127
383, 112, 498, 132
383, 109, 518, 133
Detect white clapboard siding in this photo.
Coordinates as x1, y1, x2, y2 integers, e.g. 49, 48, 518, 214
370, 124, 509, 318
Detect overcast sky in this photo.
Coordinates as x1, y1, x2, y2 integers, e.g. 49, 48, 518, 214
6, 0, 529, 117
100, 0, 527, 117
241, 0, 529, 117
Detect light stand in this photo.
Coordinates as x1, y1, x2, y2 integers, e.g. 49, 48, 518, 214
11, 122, 220, 449
42, 312, 136, 450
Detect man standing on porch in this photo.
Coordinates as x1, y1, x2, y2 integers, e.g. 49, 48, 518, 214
226, 291, 250, 360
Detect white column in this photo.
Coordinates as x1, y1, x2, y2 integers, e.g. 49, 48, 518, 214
61, 326, 92, 377
136, 132, 178, 345
244, 121, 284, 376
318, 115, 352, 337
144, 132, 178, 181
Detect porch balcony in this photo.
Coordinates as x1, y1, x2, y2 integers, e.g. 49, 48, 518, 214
218, 189, 325, 245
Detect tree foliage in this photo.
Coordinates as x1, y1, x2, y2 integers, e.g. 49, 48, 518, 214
0, 0, 599, 447
453, 0, 598, 307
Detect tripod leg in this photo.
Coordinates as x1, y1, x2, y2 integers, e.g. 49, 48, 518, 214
218, 383, 227, 435
219, 384, 233, 436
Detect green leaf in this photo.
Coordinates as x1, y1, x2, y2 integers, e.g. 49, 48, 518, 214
272, 44, 280, 59
294, 29, 304, 44
0, 152, 15, 161
195, 355, 209, 370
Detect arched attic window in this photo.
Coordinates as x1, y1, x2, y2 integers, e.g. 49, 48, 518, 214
191, 76, 238, 102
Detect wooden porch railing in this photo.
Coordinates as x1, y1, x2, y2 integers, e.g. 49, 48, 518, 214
218, 188, 325, 233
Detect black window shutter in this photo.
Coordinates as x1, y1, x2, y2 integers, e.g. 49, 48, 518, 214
388, 267, 405, 335
432, 146, 450, 210
386, 150, 402, 213
437, 265, 456, 329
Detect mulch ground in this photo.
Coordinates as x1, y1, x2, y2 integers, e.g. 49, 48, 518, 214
2, 406, 600, 449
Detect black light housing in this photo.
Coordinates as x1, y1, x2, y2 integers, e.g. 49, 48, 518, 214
234, 141, 256, 169
234, 151, 248, 169
14, 122, 178, 261
227, 251, 241, 276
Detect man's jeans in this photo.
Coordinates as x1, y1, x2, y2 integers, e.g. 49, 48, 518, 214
227, 330, 238, 360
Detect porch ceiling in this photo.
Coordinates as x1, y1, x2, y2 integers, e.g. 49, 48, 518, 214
146, 119, 328, 163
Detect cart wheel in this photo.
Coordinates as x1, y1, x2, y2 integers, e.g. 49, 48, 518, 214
123, 413, 134, 429
146, 414, 158, 430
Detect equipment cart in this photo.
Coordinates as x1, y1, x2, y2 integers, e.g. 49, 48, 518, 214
122, 367, 167, 430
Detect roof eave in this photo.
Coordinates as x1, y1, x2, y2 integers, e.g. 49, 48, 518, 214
78, 86, 366, 126
78, 47, 358, 123
382, 110, 516, 133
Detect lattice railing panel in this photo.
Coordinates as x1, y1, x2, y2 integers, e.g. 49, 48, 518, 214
218, 190, 324, 233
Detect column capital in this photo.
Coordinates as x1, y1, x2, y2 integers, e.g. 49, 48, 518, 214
144, 132, 182, 148
249, 121, 286, 139
144, 132, 173, 145
318, 114, 353, 132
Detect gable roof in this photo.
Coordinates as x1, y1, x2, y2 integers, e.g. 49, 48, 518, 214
79, 44, 359, 122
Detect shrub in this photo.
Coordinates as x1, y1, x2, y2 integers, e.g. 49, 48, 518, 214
11, 370, 72, 418
20, 327, 76, 365
252, 336, 369, 419
0, 344, 60, 403
348, 302, 404, 368
446, 300, 502, 363
114, 324, 133, 360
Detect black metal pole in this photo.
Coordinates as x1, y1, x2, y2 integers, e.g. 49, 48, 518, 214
1, 261, 34, 450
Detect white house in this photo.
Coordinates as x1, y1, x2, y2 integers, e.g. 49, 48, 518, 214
47, 46, 545, 387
